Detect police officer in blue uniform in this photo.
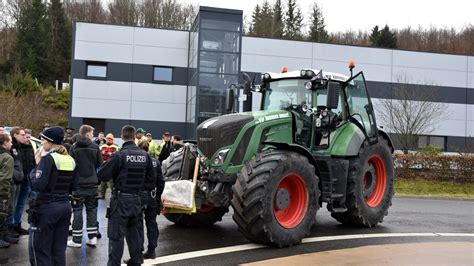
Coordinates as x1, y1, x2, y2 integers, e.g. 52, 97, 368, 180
98, 125, 155, 266
28, 126, 77, 266
136, 140, 165, 260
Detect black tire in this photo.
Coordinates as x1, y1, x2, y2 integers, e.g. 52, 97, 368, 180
164, 207, 229, 227
161, 145, 229, 227
161, 147, 185, 180
231, 150, 319, 247
330, 136, 394, 227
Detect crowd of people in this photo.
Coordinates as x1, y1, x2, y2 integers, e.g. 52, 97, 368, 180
0, 123, 183, 265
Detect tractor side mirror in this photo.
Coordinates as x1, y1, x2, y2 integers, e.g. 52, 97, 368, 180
326, 82, 340, 110
225, 88, 235, 112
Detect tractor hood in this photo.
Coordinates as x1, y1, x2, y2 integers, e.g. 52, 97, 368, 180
196, 110, 291, 159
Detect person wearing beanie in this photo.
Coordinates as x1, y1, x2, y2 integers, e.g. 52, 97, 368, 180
134, 128, 147, 145
28, 126, 77, 265
97, 133, 119, 199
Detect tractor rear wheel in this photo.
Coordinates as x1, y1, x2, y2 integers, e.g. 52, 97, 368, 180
330, 136, 394, 227
231, 150, 319, 247
162, 146, 229, 227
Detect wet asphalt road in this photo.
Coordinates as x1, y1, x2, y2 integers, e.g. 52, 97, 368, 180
2, 197, 473, 265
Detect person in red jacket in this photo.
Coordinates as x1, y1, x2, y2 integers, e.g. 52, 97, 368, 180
98, 134, 119, 199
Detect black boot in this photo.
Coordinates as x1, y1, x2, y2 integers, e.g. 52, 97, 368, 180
14, 225, 29, 235
0, 232, 10, 249
143, 249, 156, 259
7, 227, 19, 238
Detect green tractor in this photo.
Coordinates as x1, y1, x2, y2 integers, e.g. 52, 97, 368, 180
162, 63, 395, 247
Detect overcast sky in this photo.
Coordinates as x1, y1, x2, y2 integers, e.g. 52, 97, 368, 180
181, 0, 473, 32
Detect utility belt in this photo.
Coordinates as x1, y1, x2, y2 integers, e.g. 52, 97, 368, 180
140, 188, 157, 199
112, 189, 141, 196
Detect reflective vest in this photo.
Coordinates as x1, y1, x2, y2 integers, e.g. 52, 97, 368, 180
116, 148, 148, 193
46, 153, 76, 194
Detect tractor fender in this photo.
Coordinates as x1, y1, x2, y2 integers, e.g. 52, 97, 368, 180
263, 141, 319, 174
377, 127, 394, 153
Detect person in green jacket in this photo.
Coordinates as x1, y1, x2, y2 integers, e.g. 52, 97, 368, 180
0, 133, 14, 262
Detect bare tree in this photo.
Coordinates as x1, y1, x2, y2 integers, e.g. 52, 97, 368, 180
63, 0, 108, 23
108, 0, 139, 26
138, 0, 196, 30
378, 75, 447, 153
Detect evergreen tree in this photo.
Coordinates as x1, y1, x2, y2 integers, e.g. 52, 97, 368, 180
12, 0, 49, 83
308, 2, 329, 42
284, 0, 303, 40
46, 0, 71, 85
378, 25, 397, 48
249, 4, 261, 36
369, 25, 380, 46
271, 0, 284, 38
370, 25, 397, 48
259, 0, 273, 38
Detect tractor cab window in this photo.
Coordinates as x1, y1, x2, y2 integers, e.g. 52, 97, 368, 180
264, 79, 313, 147
344, 72, 377, 141
263, 79, 312, 111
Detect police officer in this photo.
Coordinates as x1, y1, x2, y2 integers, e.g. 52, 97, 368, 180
136, 140, 165, 259
98, 125, 155, 266
28, 126, 77, 266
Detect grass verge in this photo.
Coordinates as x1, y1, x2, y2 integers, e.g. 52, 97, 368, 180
395, 178, 474, 200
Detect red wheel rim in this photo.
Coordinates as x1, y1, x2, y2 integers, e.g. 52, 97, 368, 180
364, 155, 387, 208
273, 173, 309, 229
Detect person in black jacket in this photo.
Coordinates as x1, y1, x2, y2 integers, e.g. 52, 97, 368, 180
135, 140, 164, 260
8, 126, 36, 236
98, 125, 155, 266
28, 126, 77, 266
67, 125, 103, 248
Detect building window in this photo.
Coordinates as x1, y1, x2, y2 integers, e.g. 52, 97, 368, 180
418, 135, 446, 150
153, 67, 173, 82
86, 63, 107, 78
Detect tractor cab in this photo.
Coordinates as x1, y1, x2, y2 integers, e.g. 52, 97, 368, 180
257, 63, 378, 150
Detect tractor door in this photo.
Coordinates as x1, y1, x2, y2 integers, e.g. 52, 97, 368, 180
344, 72, 378, 143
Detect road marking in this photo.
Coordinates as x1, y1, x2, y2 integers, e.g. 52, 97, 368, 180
143, 232, 474, 265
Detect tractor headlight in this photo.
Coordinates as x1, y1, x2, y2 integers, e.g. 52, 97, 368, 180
213, 148, 230, 165
305, 81, 313, 90
300, 70, 306, 77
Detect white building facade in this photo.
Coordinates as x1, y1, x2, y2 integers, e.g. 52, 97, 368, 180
69, 7, 474, 151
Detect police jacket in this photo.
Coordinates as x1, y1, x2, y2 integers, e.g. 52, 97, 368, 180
152, 158, 165, 199
98, 141, 155, 193
144, 158, 165, 194
29, 150, 77, 201
70, 136, 103, 187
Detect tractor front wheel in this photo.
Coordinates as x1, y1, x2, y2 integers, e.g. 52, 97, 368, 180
231, 150, 319, 247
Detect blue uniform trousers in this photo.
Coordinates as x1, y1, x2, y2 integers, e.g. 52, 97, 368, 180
107, 192, 143, 266
29, 200, 71, 266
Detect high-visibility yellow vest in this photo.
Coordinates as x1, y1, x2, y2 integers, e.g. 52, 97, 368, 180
50, 153, 76, 171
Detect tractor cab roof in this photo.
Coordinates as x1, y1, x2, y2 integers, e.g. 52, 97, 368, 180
263, 69, 349, 83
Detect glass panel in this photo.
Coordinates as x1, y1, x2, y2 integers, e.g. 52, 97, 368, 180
418, 135, 428, 149
345, 72, 376, 139
87, 64, 107, 78
264, 79, 312, 111
201, 18, 240, 31
200, 29, 240, 53
198, 96, 225, 120
199, 51, 239, 74
153, 67, 173, 82
430, 136, 445, 149
198, 73, 238, 96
